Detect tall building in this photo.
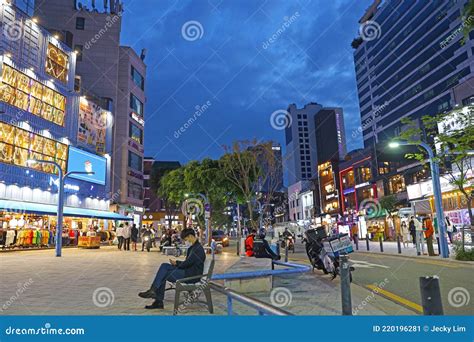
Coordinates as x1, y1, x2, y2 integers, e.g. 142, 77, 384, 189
34, 0, 148, 225
284, 103, 321, 185
0, 0, 129, 250
353, 0, 474, 147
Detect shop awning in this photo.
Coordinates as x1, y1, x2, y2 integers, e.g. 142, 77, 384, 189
0, 199, 133, 221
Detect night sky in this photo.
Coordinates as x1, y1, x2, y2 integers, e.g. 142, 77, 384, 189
120, 0, 371, 165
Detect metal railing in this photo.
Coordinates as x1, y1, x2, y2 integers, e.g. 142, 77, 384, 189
209, 281, 292, 315
211, 260, 311, 281
209, 260, 310, 315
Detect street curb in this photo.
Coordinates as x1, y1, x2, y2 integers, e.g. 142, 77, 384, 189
354, 250, 474, 266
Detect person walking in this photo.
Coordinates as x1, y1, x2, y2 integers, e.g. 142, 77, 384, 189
400, 220, 409, 248
131, 224, 139, 251
351, 223, 359, 247
122, 222, 131, 251
409, 217, 416, 248
116, 224, 124, 250
424, 218, 435, 256
446, 216, 453, 243
413, 216, 424, 255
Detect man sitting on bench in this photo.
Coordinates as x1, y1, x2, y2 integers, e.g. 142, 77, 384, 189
138, 228, 206, 309
253, 231, 280, 261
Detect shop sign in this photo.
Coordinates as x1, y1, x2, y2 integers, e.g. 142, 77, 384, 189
355, 182, 371, 189
67, 147, 106, 185
343, 187, 355, 195
128, 169, 143, 180
133, 206, 144, 213
128, 139, 144, 153
325, 192, 338, 200
130, 112, 145, 126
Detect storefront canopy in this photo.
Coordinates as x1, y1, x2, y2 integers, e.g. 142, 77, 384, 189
0, 199, 133, 221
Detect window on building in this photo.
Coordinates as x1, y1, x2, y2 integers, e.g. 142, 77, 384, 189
388, 174, 406, 194
131, 66, 145, 90
130, 93, 143, 115
378, 161, 390, 175
74, 44, 83, 62
462, 96, 474, 106
128, 151, 143, 171
128, 181, 143, 199
357, 166, 372, 183
76, 17, 85, 30
342, 170, 355, 188
129, 122, 143, 144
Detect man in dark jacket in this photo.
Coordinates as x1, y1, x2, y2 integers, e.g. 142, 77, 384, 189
138, 228, 206, 309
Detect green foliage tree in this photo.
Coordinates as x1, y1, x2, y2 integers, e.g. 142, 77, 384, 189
378, 194, 398, 216
399, 108, 474, 226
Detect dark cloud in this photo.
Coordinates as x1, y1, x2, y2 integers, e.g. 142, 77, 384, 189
120, 0, 369, 163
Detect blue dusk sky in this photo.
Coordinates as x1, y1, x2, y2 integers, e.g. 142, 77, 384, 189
120, 0, 372, 163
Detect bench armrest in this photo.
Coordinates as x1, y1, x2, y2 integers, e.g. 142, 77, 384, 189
175, 273, 209, 284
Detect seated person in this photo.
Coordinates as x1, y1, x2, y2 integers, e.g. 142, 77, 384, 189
253, 232, 280, 261
138, 228, 205, 309
245, 229, 256, 256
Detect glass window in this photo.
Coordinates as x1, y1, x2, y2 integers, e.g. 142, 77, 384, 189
131, 66, 144, 90
45, 43, 69, 83
76, 17, 85, 30
389, 175, 406, 194
129, 93, 143, 115
342, 170, 355, 188
128, 151, 142, 171
129, 122, 143, 144
128, 181, 143, 199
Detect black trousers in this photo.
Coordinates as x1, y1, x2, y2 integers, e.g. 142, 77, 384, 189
118, 236, 124, 250
124, 238, 130, 251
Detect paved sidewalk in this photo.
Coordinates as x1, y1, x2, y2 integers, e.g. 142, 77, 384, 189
0, 246, 412, 315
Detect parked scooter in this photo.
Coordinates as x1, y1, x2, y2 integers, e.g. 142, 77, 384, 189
303, 227, 354, 281
280, 235, 295, 253
143, 235, 152, 252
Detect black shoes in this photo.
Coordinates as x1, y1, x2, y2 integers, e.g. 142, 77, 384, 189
138, 289, 156, 299
145, 300, 164, 310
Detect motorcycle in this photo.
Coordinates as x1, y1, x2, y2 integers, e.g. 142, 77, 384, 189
280, 234, 295, 253
303, 227, 354, 281
143, 235, 152, 252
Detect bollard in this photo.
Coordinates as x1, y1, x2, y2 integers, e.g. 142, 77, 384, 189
236, 239, 240, 256
366, 235, 370, 251
419, 276, 444, 315
285, 245, 289, 262
355, 237, 359, 251
437, 237, 441, 255
379, 236, 384, 252
397, 235, 402, 254
340, 255, 352, 315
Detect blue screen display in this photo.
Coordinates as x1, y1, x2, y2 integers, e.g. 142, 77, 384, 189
67, 147, 106, 185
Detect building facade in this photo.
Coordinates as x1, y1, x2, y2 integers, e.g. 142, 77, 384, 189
353, 0, 474, 147
284, 103, 321, 185
0, 0, 128, 250
34, 0, 147, 226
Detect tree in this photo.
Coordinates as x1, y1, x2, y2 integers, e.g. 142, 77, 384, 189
378, 194, 398, 215
220, 140, 262, 230
158, 168, 186, 229
149, 162, 181, 229
400, 108, 474, 227
463, 0, 474, 42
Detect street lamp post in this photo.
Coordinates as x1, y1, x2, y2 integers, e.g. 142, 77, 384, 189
388, 141, 449, 258
27, 159, 94, 257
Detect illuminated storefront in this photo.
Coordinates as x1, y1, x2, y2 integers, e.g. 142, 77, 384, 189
317, 161, 339, 215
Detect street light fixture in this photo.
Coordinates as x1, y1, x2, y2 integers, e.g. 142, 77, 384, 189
27, 159, 94, 257
388, 140, 449, 258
